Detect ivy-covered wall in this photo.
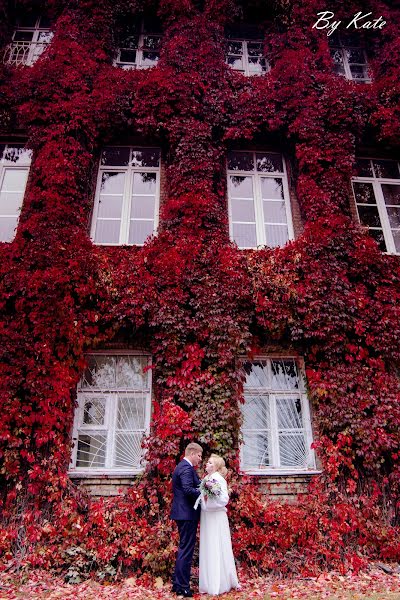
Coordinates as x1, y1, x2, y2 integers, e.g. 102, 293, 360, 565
0, 0, 399, 581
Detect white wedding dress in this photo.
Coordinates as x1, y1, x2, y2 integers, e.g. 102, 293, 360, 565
198, 472, 239, 595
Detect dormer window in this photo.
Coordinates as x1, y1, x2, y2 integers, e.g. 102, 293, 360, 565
3, 16, 53, 66
329, 32, 370, 83
115, 19, 161, 70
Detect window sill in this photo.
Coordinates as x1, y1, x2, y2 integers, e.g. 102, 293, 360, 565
241, 469, 322, 476
69, 470, 143, 478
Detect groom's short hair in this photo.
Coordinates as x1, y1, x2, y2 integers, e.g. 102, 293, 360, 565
185, 442, 202, 456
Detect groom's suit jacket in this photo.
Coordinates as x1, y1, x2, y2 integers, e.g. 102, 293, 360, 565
170, 459, 201, 521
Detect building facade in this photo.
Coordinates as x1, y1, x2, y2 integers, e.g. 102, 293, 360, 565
0, 0, 399, 574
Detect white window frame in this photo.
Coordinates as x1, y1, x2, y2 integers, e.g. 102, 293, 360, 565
91, 145, 161, 246
227, 151, 294, 249
114, 20, 161, 70
329, 35, 370, 83
352, 158, 400, 255
225, 38, 269, 76
4, 17, 53, 66
0, 143, 32, 242
69, 351, 152, 477
240, 356, 317, 475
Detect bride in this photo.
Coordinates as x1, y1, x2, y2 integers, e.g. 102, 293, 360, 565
198, 454, 240, 595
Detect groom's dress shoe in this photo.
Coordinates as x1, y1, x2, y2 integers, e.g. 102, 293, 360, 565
176, 590, 193, 598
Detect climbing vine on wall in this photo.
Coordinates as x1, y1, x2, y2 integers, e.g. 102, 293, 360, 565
0, 0, 399, 580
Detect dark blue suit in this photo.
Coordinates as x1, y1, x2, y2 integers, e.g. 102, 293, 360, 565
171, 459, 201, 593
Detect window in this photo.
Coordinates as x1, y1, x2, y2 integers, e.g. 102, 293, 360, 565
227, 151, 293, 249
3, 16, 53, 66
352, 158, 400, 254
0, 144, 32, 242
226, 39, 269, 76
328, 32, 370, 82
70, 353, 152, 474
240, 358, 316, 473
115, 20, 161, 70
91, 146, 160, 245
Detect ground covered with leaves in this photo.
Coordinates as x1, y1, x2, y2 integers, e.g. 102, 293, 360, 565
1, 568, 400, 600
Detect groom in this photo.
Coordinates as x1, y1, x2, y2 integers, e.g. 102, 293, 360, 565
170, 442, 203, 598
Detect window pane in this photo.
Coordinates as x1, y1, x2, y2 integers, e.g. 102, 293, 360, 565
346, 48, 365, 63
276, 397, 302, 429
119, 50, 137, 64
100, 172, 125, 195
382, 184, 400, 206
0, 192, 22, 215
242, 394, 270, 430
0, 217, 18, 242
131, 195, 155, 219
227, 151, 254, 172
76, 434, 106, 467
248, 57, 267, 74
3, 146, 32, 165
229, 175, 253, 198
247, 42, 263, 56
131, 149, 160, 167
143, 35, 161, 50
82, 397, 106, 425
279, 433, 307, 467
97, 194, 123, 219
227, 41, 242, 54
132, 172, 157, 194
350, 65, 369, 80
256, 153, 283, 173
37, 30, 53, 43
271, 359, 300, 390
116, 356, 149, 389
353, 182, 376, 204
94, 220, 121, 244
121, 34, 139, 49
17, 15, 38, 27
101, 147, 130, 167
232, 223, 257, 247
227, 56, 244, 70
357, 205, 382, 228
330, 48, 344, 66
114, 432, 144, 468
141, 52, 159, 67
82, 356, 116, 389
1, 169, 28, 192
373, 160, 400, 179
263, 200, 287, 224
354, 159, 373, 177
261, 178, 284, 200
231, 198, 255, 221
369, 228, 387, 252
243, 360, 269, 388
265, 224, 289, 247
14, 31, 34, 42
129, 219, 154, 245
242, 432, 270, 469
117, 396, 146, 429
387, 207, 400, 228
393, 230, 400, 253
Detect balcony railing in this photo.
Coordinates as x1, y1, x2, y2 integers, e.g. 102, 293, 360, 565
3, 40, 50, 66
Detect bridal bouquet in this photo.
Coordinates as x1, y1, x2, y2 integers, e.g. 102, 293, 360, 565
199, 477, 222, 499
194, 477, 222, 509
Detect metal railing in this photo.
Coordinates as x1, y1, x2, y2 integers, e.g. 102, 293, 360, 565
3, 41, 49, 66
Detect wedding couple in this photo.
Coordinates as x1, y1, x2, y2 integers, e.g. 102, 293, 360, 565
170, 442, 240, 597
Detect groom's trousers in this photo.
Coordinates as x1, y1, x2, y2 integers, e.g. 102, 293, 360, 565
173, 520, 198, 592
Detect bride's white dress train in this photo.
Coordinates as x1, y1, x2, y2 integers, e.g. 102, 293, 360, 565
199, 472, 239, 595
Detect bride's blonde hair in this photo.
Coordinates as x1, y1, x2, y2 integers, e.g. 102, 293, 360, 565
209, 454, 228, 478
